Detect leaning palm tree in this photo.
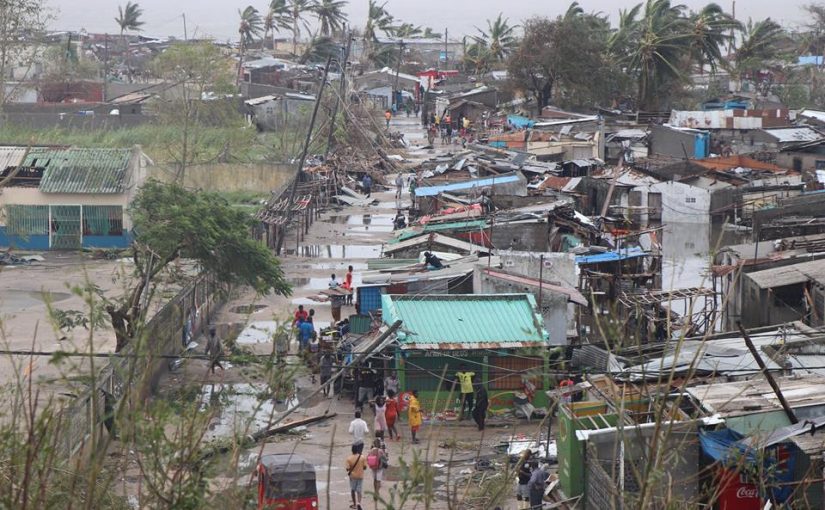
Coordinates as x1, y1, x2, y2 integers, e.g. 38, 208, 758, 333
395, 23, 423, 38
299, 35, 341, 64
422, 27, 440, 40
115, 2, 144, 53
733, 18, 786, 84
687, 3, 740, 74
263, 0, 291, 49
237, 6, 263, 85
364, 0, 395, 67
286, 0, 315, 56
474, 14, 517, 62
617, 0, 693, 110
313, 0, 347, 37
464, 40, 493, 75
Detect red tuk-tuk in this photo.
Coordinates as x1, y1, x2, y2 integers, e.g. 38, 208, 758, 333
257, 454, 318, 509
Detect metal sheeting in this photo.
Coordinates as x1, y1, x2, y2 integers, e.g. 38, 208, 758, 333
31, 148, 133, 194
415, 173, 522, 197
763, 127, 824, 144
748, 258, 825, 289
382, 293, 548, 348
0, 146, 29, 170
575, 247, 648, 265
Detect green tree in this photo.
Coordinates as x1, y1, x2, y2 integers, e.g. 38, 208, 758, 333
464, 40, 493, 75
313, 0, 347, 37
609, 0, 692, 110
733, 18, 787, 85
299, 35, 340, 64
800, 3, 825, 57
395, 23, 422, 38
422, 27, 440, 39
151, 41, 237, 183
286, 0, 316, 56
474, 13, 517, 62
0, 1, 50, 107
237, 6, 263, 84
263, 0, 291, 49
106, 180, 291, 351
687, 3, 740, 74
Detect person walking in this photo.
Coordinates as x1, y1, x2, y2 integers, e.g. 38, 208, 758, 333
205, 325, 224, 374
384, 109, 392, 128
409, 177, 417, 209
361, 174, 372, 198
395, 173, 403, 199
367, 437, 388, 500
455, 365, 476, 420
349, 410, 369, 447
385, 389, 399, 440
355, 365, 375, 412
516, 450, 534, 507
320, 353, 333, 397
384, 371, 400, 396
373, 395, 388, 436
408, 389, 423, 444
527, 463, 550, 510
345, 444, 368, 510
343, 265, 354, 306
472, 380, 489, 431
297, 317, 314, 352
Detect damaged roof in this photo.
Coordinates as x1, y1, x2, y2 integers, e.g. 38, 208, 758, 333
381, 293, 548, 350
28, 148, 135, 194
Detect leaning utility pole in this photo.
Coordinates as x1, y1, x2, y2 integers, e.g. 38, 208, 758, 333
392, 39, 404, 110
738, 322, 798, 424
325, 33, 352, 157
276, 56, 333, 254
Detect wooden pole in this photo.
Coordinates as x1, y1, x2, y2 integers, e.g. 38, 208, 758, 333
738, 322, 798, 424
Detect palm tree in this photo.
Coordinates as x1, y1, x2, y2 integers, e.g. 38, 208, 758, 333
733, 18, 786, 83
299, 35, 341, 64
395, 23, 423, 39
313, 0, 347, 37
115, 2, 144, 54
263, 0, 291, 49
237, 6, 263, 85
687, 3, 740, 74
422, 27, 440, 40
364, 0, 395, 41
474, 14, 517, 62
464, 41, 493, 75
612, 0, 692, 110
286, 0, 315, 56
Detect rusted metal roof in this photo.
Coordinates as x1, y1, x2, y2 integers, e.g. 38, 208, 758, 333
30, 148, 133, 194
381, 293, 548, 350
481, 268, 588, 306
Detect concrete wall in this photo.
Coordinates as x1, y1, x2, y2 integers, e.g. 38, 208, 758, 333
491, 222, 548, 252
648, 180, 712, 224
650, 125, 703, 159
776, 150, 825, 173
149, 162, 297, 193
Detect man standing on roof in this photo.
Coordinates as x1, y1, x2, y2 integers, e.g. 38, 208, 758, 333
455, 365, 476, 420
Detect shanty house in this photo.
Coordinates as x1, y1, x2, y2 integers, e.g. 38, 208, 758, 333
737, 258, 825, 329
0, 146, 150, 250
381, 293, 550, 411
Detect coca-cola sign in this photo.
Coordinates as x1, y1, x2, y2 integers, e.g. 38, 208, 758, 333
736, 486, 759, 499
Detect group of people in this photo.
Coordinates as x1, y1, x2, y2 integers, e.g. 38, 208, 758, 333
327, 267, 354, 322
516, 450, 552, 510
346, 370, 424, 510
425, 112, 473, 145
455, 365, 489, 430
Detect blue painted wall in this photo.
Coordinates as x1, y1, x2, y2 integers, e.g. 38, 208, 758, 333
694, 132, 711, 159
0, 227, 132, 250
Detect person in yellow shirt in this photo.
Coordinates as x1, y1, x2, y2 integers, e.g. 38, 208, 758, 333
455, 365, 476, 420
408, 390, 423, 444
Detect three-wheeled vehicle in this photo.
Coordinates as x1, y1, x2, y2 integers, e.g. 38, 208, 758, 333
257, 454, 318, 509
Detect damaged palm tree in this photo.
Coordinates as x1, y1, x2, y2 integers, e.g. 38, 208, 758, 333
105, 180, 291, 351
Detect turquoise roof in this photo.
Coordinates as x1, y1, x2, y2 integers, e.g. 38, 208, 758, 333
381, 293, 548, 349
394, 219, 488, 242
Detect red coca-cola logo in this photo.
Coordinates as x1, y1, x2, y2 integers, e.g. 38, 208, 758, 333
736, 486, 759, 499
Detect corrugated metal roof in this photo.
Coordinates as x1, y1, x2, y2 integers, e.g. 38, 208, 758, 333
415, 173, 523, 197
32, 148, 133, 194
395, 220, 487, 241
381, 293, 548, 349
748, 258, 825, 289
0, 146, 29, 170
383, 232, 491, 255
763, 127, 824, 143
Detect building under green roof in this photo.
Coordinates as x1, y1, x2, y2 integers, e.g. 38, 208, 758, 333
381, 293, 548, 350
27, 147, 134, 194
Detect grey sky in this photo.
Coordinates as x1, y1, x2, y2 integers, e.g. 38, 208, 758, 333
51, 0, 811, 42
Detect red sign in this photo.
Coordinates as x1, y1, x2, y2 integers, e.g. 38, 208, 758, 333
716, 468, 761, 510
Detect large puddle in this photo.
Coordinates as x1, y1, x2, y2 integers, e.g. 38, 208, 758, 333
200, 383, 298, 440
0, 289, 73, 313
288, 244, 383, 259
236, 321, 285, 345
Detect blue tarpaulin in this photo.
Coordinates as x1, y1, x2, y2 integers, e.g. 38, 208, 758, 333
507, 114, 535, 129
575, 247, 648, 265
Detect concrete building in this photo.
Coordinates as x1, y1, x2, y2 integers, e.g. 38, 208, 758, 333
0, 146, 151, 250
649, 124, 710, 159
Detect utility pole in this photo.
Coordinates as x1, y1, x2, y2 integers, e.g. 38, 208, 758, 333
276, 56, 333, 254
393, 39, 404, 110
103, 35, 109, 102
183, 13, 188, 42
738, 322, 798, 424
325, 33, 352, 157
444, 28, 448, 65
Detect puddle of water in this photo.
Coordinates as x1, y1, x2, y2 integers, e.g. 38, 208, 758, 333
287, 277, 311, 286
291, 245, 382, 259
200, 383, 298, 440
0, 289, 73, 313
308, 262, 368, 271
347, 225, 394, 233
236, 321, 284, 345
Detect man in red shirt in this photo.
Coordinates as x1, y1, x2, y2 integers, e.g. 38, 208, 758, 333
293, 305, 308, 326
343, 265, 354, 305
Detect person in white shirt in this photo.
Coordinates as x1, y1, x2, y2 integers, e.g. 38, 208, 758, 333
329, 273, 340, 289
349, 411, 369, 446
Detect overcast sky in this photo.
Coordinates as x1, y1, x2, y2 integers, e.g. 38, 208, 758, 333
50, 0, 812, 41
